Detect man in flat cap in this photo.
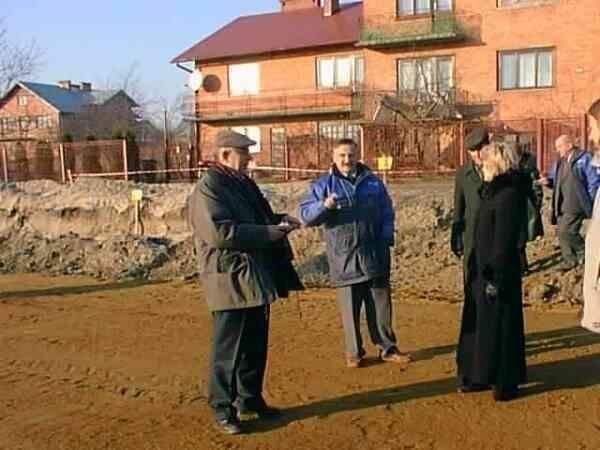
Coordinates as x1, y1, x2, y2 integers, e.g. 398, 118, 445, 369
188, 129, 303, 435
451, 126, 488, 266
451, 126, 491, 393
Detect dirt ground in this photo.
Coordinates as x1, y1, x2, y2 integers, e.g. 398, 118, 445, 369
1, 274, 599, 450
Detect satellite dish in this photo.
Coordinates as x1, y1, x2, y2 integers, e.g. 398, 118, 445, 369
188, 69, 203, 92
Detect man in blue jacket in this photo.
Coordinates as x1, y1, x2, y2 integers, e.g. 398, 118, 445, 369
300, 138, 411, 368
541, 134, 600, 271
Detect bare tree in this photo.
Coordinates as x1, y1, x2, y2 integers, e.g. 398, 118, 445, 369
0, 18, 44, 96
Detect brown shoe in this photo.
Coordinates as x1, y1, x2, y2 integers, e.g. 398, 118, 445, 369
346, 356, 363, 368
381, 349, 413, 364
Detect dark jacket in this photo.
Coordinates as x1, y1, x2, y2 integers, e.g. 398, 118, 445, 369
188, 167, 303, 312
457, 171, 527, 387
548, 149, 600, 222
299, 164, 394, 287
518, 152, 544, 243
451, 161, 484, 272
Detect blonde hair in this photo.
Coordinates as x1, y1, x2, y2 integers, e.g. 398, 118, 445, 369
482, 141, 519, 182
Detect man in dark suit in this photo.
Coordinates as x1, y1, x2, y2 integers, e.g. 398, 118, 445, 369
188, 130, 303, 434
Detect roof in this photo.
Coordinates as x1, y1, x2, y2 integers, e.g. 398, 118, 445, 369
18, 82, 134, 113
171, 2, 362, 64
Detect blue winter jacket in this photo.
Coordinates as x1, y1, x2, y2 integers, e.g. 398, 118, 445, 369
548, 149, 600, 221
299, 164, 395, 286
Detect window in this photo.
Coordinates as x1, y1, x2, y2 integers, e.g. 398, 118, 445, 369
18, 96, 28, 106
37, 116, 52, 129
271, 127, 286, 167
398, 56, 454, 93
398, 0, 452, 16
19, 116, 31, 130
317, 55, 364, 89
0, 117, 17, 133
498, 49, 554, 90
232, 126, 261, 153
228, 63, 260, 96
319, 122, 361, 143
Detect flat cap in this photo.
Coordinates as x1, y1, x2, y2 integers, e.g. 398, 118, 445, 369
215, 129, 256, 149
465, 126, 490, 151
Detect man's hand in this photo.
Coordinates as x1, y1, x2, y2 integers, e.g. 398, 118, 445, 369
450, 225, 464, 258
484, 282, 499, 303
266, 225, 289, 242
537, 176, 550, 187
323, 193, 338, 210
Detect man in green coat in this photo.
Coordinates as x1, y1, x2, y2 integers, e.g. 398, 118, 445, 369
188, 130, 303, 435
451, 126, 490, 393
451, 127, 488, 272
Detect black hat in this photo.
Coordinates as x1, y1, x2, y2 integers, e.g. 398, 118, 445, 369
465, 127, 490, 151
215, 129, 256, 149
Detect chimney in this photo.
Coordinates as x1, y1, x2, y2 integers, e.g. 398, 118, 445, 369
81, 82, 92, 92
58, 80, 72, 90
280, 0, 320, 12
323, 0, 340, 16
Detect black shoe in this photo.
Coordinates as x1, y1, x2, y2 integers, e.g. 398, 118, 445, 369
215, 417, 243, 435
492, 385, 519, 402
457, 383, 490, 394
238, 405, 283, 421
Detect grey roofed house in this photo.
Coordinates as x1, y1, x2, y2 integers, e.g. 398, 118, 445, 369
18, 81, 138, 113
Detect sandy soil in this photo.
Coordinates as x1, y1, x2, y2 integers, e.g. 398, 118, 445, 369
0, 178, 586, 307
1, 274, 599, 450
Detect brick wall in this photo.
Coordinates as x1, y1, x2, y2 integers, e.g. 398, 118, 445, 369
362, 0, 600, 119
0, 85, 60, 141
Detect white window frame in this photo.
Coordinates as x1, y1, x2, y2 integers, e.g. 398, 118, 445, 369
18, 95, 28, 106
397, 56, 455, 94
228, 63, 260, 97
397, 0, 453, 16
36, 115, 52, 129
498, 48, 554, 90
232, 126, 261, 154
318, 122, 361, 142
317, 55, 365, 89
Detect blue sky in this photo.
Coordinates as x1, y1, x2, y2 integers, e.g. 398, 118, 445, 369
4, 0, 284, 104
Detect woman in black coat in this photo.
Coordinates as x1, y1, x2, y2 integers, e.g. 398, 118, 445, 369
456, 142, 527, 401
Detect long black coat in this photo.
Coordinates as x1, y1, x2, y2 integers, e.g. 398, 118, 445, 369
457, 172, 527, 387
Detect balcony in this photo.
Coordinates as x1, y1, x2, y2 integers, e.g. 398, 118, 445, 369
357, 13, 479, 49
359, 87, 494, 122
185, 88, 362, 123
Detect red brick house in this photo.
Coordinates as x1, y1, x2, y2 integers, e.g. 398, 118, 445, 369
172, 0, 600, 172
0, 80, 140, 142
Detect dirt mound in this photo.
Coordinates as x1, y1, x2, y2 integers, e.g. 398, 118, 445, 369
0, 178, 584, 307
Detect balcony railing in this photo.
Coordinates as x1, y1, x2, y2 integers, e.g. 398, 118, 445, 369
358, 12, 480, 48
185, 88, 361, 122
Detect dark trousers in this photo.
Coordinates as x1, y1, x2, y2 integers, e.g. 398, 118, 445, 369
208, 305, 269, 420
336, 277, 397, 358
557, 213, 586, 265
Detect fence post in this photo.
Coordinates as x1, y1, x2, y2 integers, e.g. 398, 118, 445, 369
360, 125, 365, 162
1, 146, 8, 183
459, 121, 465, 167
581, 113, 589, 149
122, 139, 128, 181
58, 143, 66, 184
536, 118, 544, 173
284, 138, 290, 182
